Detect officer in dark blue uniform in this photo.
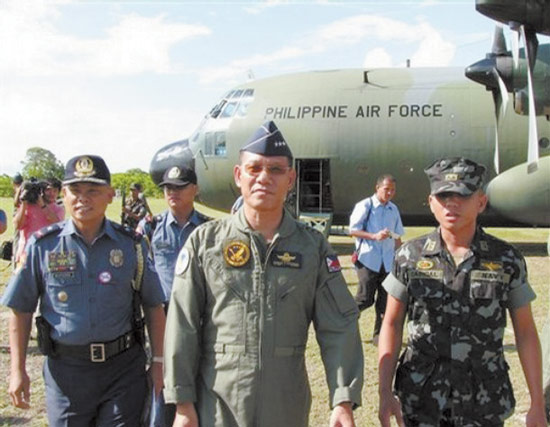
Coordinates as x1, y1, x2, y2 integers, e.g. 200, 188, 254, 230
2, 154, 166, 426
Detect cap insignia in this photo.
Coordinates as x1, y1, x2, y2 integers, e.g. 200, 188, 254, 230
444, 173, 458, 182
74, 156, 95, 178
168, 167, 181, 179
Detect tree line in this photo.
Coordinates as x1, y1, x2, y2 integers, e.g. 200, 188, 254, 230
0, 147, 163, 198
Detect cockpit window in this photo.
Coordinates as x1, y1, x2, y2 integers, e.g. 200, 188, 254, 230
208, 89, 254, 120
204, 131, 226, 157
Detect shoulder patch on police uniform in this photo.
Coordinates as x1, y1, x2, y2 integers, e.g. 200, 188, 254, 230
271, 251, 302, 268
223, 241, 250, 267
325, 255, 341, 273
175, 248, 190, 275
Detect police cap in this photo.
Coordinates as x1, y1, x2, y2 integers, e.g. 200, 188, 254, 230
240, 121, 293, 160
424, 157, 486, 196
63, 155, 111, 186
159, 166, 197, 187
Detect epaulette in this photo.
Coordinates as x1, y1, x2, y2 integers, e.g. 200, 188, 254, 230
111, 221, 142, 242
33, 222, 64, 240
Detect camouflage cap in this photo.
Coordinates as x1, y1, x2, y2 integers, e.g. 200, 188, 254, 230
424, 157, 486, 196
240, 121, 293, 160
63, 155, 111, 186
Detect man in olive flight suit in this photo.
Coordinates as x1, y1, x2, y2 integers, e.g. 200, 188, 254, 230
378, 157, 546, 427
163, 121, 364, 427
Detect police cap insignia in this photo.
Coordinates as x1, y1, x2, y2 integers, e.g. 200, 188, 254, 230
223, 241, 250, 267
175, 248, 190, 275
63, 154, 111, 186
159, 165, 197, 187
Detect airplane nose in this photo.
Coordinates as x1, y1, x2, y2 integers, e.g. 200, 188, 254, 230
149, 139, 195, 185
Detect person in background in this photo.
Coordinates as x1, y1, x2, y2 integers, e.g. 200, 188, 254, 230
137, 164, 207, 427
12, 173, 23, 209
13, 179, 64, 267
349, 174, 403, 345
378, 157, 546, 427
2, 154, 166, 426
163, 121, 363, 427
122, 182, 152, 230
0, 209, 6, 235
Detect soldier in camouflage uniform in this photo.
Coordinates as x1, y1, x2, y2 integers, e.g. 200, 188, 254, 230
378, 157, 546, 427
163, 121, 363, 427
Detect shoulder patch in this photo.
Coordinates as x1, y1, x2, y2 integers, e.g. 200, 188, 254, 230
326, 255, 341, 273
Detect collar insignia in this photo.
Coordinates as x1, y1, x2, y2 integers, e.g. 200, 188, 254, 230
224, 241, 250, 267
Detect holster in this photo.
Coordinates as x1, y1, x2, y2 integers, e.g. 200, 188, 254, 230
35, 315, 56, 357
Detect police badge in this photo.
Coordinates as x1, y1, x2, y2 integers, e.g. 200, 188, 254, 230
109, 249, 124, 268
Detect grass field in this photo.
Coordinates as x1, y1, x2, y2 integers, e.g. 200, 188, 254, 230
0, 197, 548, 426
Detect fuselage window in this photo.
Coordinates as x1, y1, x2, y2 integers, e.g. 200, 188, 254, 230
214, 131, 226, 156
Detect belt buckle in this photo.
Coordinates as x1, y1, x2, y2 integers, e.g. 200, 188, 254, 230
90, 343, 106, 362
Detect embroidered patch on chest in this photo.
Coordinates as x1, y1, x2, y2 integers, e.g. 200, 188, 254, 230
271, 251, 302, 268
223, 241, 250, 268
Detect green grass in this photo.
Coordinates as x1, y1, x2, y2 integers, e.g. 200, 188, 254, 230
0, 197, 548, 426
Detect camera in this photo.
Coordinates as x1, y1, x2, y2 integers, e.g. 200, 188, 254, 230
19, 179, 46, 204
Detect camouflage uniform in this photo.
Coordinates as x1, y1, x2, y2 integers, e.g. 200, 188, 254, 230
383, 226, 536, 426
163, 209, 363, 427
123, 195, 148, 230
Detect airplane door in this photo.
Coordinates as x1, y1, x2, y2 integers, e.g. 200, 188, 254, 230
293, 159, 333, 235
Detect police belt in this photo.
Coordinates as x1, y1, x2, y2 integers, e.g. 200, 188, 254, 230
54, 330, 137, 363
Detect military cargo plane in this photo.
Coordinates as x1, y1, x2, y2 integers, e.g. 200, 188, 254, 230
150, 0, 550, 230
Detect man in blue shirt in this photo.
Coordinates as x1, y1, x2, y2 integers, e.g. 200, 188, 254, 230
349, 174, 403, 344
2, 154, 166, 426
137, 164, 207, 426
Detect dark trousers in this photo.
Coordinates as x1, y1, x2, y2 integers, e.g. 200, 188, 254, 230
44, 344, 147, 427
354, 263, 388, 336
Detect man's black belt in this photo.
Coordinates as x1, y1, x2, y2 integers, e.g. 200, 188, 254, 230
54, 330, 137, 362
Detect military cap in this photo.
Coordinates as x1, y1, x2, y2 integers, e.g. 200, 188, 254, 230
63, 155, 111, 186
240, 121, 293, 159
130, 182, 142, 191
424, 157, 486, 196
159, 165, 197, 187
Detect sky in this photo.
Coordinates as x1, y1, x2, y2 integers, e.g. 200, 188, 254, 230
1, 0, 546, 176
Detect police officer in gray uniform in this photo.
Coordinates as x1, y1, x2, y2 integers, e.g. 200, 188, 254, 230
378, 157, 546, 427
163, 121, 363, 427
2, 154, 166, 426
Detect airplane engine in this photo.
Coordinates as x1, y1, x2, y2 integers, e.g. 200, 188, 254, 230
486, 156, 550, 226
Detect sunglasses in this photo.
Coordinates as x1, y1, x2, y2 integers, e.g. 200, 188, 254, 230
242, 164, 290, 176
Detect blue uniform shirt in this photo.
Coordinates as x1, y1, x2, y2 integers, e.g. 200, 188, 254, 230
139, 209, 206, 300
1, 219, 164, 346
349, 194, 404, 272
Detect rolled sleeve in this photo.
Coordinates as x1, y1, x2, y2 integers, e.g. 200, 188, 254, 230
383, 273, 408, 302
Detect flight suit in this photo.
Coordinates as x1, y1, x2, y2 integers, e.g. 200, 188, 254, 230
1, 219, 165, 426
383, 227, 536, 426
164, 209, 363, 427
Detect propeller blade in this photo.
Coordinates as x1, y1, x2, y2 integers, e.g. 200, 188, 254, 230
511, 29, 520, 69
491, 25, 507, 56
520, 25, 539, 173
492, 73, 509, 175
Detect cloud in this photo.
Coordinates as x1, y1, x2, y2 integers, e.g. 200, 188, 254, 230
199, 13, 457, 84
0, 1, 211, 76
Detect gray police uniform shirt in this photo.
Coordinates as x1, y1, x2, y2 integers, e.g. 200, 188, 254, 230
138, 209, 206, 301
163, 209, 364, 427
1, 219, 165, 345
383, 227, 536, 424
